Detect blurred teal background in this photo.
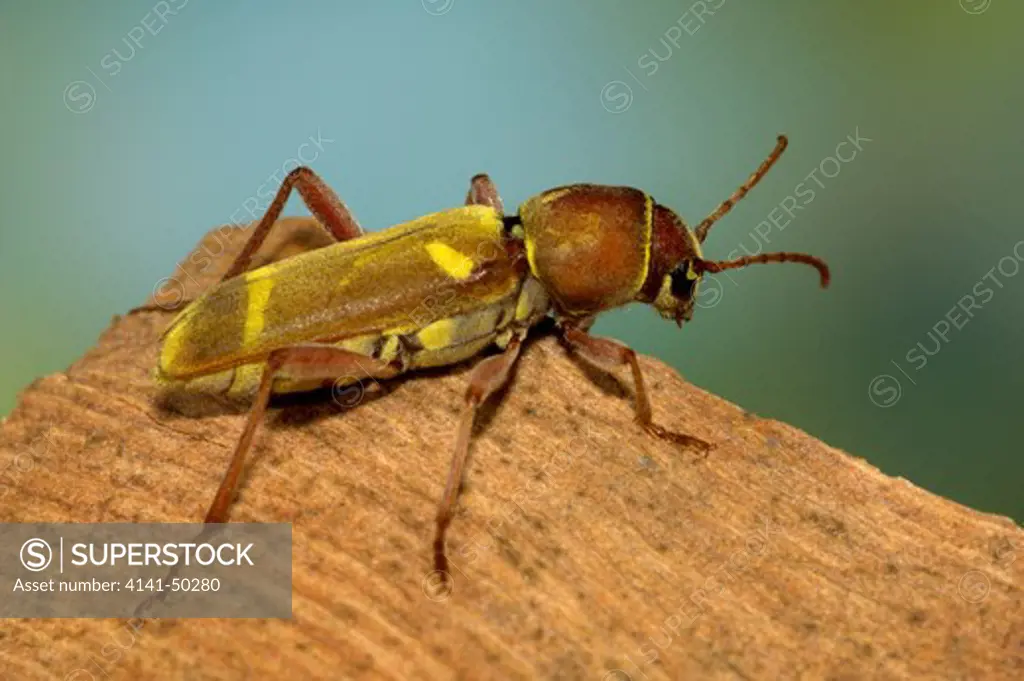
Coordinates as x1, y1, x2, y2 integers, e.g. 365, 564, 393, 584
0, 1, 1021, 522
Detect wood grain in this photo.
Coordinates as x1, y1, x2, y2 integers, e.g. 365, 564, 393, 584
0, 218, 1020, 680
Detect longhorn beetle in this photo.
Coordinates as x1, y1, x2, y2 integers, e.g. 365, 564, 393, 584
141, 135, 829, 583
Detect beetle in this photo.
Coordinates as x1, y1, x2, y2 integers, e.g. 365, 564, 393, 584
142, 134, 829, 583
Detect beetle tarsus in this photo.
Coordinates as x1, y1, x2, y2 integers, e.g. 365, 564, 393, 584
641, 421, 712, 456
433, 524, 452, 582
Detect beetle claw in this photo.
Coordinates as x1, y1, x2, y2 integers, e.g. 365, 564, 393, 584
641, 421, 712, 456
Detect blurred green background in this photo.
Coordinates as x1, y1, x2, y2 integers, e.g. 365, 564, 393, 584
0, 1, 1020, 522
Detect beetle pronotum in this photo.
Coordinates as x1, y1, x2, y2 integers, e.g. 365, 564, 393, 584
139, 135, 829, 583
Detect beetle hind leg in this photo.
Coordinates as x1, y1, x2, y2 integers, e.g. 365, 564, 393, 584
222, 166, 365, 282
433, 335, 523, 584
561, 325, 711, 454
129, 167, 365, 315
203, 344, 401, 524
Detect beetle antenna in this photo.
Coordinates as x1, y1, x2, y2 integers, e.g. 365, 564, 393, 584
694, 135, 789, 244
694, 252, 830, 288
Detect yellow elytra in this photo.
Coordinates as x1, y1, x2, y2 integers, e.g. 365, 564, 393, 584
157, 205, 550, 397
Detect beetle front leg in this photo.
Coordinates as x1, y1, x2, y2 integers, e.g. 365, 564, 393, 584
465, 173, 504, 215
433, 335, 523, 582
204, 344, 401, 524
561, 325, 711, 452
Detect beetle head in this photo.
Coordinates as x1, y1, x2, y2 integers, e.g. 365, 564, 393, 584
639, 135, 831, 326
640, 202, 830, 327
641, 204, 704, 325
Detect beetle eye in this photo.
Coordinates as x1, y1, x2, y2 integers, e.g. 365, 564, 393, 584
670, 261, 699, 299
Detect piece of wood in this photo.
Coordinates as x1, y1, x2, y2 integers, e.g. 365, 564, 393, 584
0, 218, 1020, 680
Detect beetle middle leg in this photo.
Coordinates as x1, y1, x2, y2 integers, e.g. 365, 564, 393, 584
433, 335, 523, 582
204, 344, 401, 524
561, 325, 711, 452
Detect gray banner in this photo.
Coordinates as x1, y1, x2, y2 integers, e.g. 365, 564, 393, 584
0, 523, 291, 618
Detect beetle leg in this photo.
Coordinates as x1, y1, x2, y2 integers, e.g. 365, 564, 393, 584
433, 335, 523, 582
561, 325, 711, 452
222, 166, 364, 281
465, 173, 504, 216
129, 167, 364, 315
204, 344, 400, 524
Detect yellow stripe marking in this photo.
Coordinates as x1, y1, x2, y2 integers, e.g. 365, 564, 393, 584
540, 187, 574, 205
378, 335, 401, 362
159, 322, 188, 374
337, 333, 379, 356
516, 279, 543, 322
516, 288, 533, 322
654, 273, 674, 311
417, 318, 457, 350
687, 221, 704, 260
632, 193, 654, 296
243, 273, 276, 346
228, 363, 263, 396
425, 242, 475, 280
523, 233, 537, 273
